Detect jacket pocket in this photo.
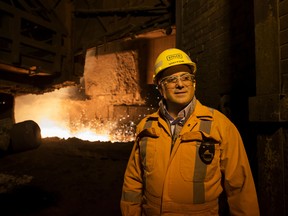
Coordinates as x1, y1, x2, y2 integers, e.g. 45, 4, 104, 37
179, 131, 221, 182
137, 128, 159, 172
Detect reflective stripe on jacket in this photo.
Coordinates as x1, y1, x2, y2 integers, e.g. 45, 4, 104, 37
121, 100, 259, 216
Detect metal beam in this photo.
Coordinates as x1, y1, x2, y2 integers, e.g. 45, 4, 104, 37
74, 6, 169, 18
0, 63, 55, 76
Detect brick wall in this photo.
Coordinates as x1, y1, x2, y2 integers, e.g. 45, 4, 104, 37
177, 0, 255, 123
280, 0, 288, 93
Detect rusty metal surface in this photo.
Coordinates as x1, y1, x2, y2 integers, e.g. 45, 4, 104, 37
257, 127, 288, 216
249, 94, 288, 122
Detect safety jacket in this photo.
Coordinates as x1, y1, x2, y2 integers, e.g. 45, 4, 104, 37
121, 100, 259, 216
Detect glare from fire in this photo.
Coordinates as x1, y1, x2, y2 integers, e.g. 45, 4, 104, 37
14, 87, 136, 142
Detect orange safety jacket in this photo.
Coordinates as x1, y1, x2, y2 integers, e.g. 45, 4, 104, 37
121, 100, 259, 216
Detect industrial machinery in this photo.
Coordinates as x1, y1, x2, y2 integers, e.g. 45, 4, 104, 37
0, 0, 174, 153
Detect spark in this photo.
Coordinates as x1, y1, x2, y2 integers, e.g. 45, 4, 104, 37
14, 87, 135, 142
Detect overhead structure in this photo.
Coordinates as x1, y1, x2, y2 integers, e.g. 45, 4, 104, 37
0, 0, 77, 95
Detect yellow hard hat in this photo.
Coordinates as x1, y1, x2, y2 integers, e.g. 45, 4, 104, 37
153, 48, 196, 83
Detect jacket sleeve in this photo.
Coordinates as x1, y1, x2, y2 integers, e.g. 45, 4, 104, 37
120, 131, 143, 216
220, 119, 260, 216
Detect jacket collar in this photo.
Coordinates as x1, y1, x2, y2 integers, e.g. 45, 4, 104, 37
147, 99, 214, 123
193, 100, 214, 121
158, 97, 196, 124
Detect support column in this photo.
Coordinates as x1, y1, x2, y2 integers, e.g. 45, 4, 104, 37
249, 0, 288, 215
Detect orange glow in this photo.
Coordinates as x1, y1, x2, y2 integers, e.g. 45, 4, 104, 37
14, 87, 135, 142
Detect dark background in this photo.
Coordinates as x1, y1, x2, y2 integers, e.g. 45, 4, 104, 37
0, 138, 133, 216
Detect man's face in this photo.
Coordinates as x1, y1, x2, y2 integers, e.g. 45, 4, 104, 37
158, 71, 195, 109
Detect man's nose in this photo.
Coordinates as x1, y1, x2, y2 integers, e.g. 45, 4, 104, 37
175, 78, 184, 87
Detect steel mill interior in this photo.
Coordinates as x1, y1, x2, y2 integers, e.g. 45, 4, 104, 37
0, 0, 288, 215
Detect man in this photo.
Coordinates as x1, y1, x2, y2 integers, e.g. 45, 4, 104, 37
120, 48, 259, 215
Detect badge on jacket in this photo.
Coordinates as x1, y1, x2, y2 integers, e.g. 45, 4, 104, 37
199, 141, 215, 165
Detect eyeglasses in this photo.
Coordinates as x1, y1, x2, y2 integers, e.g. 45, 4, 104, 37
159, 73, 195, 89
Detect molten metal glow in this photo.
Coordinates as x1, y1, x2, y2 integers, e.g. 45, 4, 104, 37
14, 87, 135, 142
38, 118, 111, 142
